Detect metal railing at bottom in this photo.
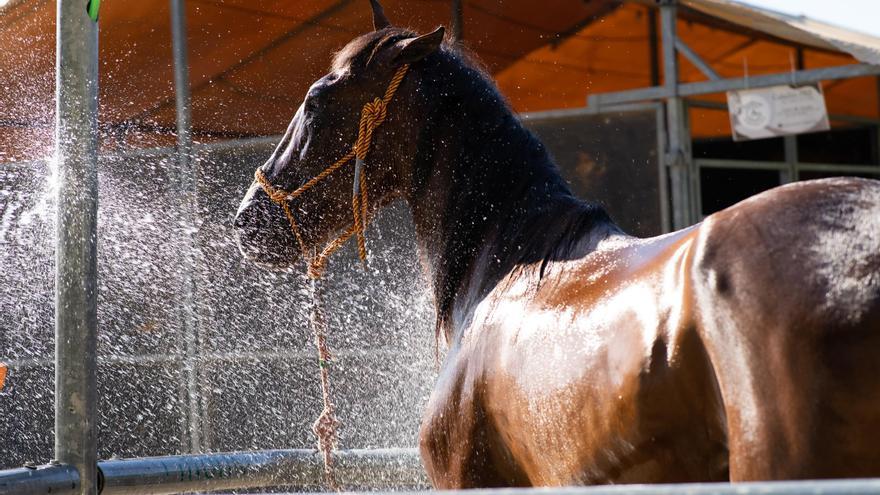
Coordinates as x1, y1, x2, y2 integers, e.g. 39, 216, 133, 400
0, 448, 427, 495
5, 450, 880, 495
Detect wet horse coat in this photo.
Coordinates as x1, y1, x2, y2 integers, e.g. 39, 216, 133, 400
419, 177, 880, 486
234, 19, 880, 488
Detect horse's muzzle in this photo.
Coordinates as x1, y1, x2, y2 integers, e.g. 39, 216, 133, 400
234, 183, 300, 270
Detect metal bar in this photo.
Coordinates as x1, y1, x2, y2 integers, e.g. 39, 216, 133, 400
521, 102, 660, 122
588, 85, 669, 109
98, 448, 426, 495
0, 464, 80, 495
647, 7, 660, 87
696, 158, 880, 175
655, 106, 671, 233
797, 162, 880, 174
782, 51, 801, 183
660, 0, 693, 230
450, 0, 463, 43
169, 0, 204, 454
428, 479, 880, 495
674, 38, 721, 81
783, 135, 797, 183
695, 158, 789, 171
875, 76, 880, 165
683, 63, 880, 98
55, 2, 99, 495
687, 98, 880, 125
589, 63, 880, 108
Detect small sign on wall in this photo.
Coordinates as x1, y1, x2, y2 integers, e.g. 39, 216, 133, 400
727, 84, 829, 141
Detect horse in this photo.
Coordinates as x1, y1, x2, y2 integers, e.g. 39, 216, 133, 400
233, 2, 880, 488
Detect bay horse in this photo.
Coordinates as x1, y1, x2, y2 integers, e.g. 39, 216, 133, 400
233, 4, 880, 488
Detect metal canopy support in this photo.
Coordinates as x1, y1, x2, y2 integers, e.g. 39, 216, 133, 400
55, 1, 99, 494
169, 0, 204, 454
588, 62, 880, 109
674, 38, 721, 81
660, 0, 693, 229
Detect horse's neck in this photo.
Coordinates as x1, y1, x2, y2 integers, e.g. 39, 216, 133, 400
403, 70, 614, 341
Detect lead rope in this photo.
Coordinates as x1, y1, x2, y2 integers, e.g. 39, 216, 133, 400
310, 275, 339, 490
252, 64, 410, 490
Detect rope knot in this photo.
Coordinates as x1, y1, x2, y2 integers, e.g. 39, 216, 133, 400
362, 97, 388, 124
354, 98, 388, 160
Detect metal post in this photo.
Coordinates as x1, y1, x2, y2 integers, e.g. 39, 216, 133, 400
647, 7, 660, 88
55, 1, 99, 494
450, 0, 463, 43
876, 76, 880, 165
169, 0, 204, 453
783, 136, 797, 183
659, 0, 693, 229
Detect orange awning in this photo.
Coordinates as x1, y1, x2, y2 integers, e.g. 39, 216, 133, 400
1, 0, 878, 161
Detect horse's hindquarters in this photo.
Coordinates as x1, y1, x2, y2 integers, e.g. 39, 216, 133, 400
692, 177, 880, 480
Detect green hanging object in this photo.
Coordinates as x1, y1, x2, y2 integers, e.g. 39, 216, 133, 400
87, 0, 100, 22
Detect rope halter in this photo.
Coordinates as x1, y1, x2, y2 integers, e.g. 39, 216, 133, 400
253, 64, 410, 279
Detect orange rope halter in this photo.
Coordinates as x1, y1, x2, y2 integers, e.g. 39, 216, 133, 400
251, 63, 410, 490
254, 63, 410, 279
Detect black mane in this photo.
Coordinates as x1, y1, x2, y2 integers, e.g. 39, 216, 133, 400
341, 28, 619, 337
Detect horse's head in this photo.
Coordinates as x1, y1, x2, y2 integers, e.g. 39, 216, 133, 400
234, 0, 445, 271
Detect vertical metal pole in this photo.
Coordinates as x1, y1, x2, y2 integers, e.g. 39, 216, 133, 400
55, 1, 99, 494
876, 76, 880, 165
647, 7, 660, 88
655, 106, 671, 233
784, 48, 803, 183
648, 7, 671, 233
170, 0, 203, 453
660, 0, 693, 229
783, 136, 797, 183
450, 0, 464, 43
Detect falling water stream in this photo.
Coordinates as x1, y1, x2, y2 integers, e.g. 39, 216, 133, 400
0, 142, 437, 488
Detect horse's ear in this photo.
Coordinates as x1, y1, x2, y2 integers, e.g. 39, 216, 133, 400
369, 0, 391, 30
393, 26, 445, 65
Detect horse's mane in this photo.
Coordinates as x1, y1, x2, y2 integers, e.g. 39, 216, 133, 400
335, 27, 617, 334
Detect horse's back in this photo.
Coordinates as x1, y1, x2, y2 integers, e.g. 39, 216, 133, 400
691, 177, 880, 480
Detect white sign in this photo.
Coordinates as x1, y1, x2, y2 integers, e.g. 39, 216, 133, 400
727, 84, 829, 141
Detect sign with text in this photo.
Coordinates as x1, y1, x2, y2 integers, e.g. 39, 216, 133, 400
727, 84, 829, 141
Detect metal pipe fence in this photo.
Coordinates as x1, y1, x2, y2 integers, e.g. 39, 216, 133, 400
6, 458, 880, 495
0, 448, 427, 495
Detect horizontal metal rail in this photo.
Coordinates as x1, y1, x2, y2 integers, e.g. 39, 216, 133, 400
449, 479, 880, 495
5, 453, 880, 495
99, 448, 427, 494
687, 98, 880, 126
0, 448, 426, 495
521, 102, 662, 122
0, 464, 79, 495
588, 63, 880, 109
696, 158, 880, 175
